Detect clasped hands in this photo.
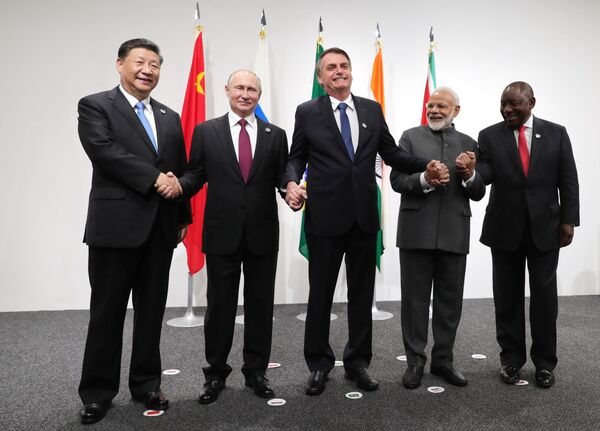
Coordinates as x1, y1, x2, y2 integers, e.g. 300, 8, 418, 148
424, 160, 450, 187
455, 151, 476, 181
155, 172, 182, 200
285, 181, 307, 211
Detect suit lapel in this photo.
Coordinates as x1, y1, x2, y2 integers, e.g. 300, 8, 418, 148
501, 123, 525, 178
318, 96, 351, 161
529, 117, 543, 176
150, 99, 166, 155
217, 114, 245, 181
248, 118, 269, 183
353, 95, 373, 158
110, 87, 158, 157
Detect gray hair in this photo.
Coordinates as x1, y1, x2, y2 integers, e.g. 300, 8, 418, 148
432, 86, 460, 106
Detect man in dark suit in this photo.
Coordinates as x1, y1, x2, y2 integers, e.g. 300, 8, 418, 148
477, 81, 579, 388
78, 38, 194, 424
284, 47, 449, 395
390, 87, 485, 389
182, 70, 288, 404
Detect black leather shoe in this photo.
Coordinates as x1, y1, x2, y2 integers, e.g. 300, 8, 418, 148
305, 370, 328, 396
245, 374, 275, 399
534, 369, 555, 388
431, 363, 468, 387
344, 367, 379, 391
133, 391, 169, 410
198, 379, 225, 405
402, 365, 424, 389
500, 365, 520, 384
79, 402, 109, 425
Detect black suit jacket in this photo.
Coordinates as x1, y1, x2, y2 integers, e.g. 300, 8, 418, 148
182, 113, 288, 256
78, 87, 191, 249
284, 95, 428, 237
477, 116, 579, 252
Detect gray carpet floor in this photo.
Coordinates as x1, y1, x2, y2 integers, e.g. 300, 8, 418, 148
1, 296, 599, 430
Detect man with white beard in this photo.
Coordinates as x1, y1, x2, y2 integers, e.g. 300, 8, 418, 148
390, 87, 485, 389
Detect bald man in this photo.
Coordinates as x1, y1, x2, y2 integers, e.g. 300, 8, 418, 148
183, 70, 288, 403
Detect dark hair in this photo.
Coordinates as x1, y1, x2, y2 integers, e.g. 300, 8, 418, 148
118, 38, 163, 65
505, 81, 534, 99
316, 47, 352, 77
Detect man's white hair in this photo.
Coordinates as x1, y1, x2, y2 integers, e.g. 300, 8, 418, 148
432, 86, 460, 106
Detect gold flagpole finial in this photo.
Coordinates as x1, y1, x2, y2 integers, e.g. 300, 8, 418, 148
195, 3, 204, 35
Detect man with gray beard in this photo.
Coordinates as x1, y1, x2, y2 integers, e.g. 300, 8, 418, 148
390, 87, 485, 389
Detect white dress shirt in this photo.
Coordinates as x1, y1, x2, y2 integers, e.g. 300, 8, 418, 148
228, 111, 258, 159
512, 114, 534, 151
329, 95, 359, 155
119, 85, 158, 145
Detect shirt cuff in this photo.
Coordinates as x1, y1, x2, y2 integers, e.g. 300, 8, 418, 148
420, 172, 435, 193
461, 170, 477, 188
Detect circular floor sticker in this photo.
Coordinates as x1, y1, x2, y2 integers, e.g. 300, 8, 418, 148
515, 380, 529, 386
162, 369, 180, 375
143, 410, 165, 417
397, 355, 407, 361
267, 398, 286, 406
427, 386, 445, 394
471, 354, 487, 360
334, 360, 344, 367
267, 362, 281, 369
345, 391, 363, 399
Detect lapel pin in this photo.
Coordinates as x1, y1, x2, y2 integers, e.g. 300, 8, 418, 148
160, 108, 166, 114
535, 133, 541, 138
265, 127, 271, 133
361, 123, 367, 128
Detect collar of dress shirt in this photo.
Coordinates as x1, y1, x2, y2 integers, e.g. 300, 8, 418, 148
228, 111, 257, 129
119, 85, 153, 114
329, 94, 355, 112
522, 114, 534, 129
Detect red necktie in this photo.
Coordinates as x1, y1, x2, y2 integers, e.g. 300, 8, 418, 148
518, 125, 529, 176
238, 119, 252, 183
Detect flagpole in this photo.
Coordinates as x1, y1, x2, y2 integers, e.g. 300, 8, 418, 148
370, 23, 393, 321
167, 2, 206, 328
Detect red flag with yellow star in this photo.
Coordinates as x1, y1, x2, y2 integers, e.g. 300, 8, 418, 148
182, 27, 206, 274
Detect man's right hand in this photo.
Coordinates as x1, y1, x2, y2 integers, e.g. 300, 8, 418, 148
425, 160, 450, 187
155, 172, 183, 199
285, 181, 307, 211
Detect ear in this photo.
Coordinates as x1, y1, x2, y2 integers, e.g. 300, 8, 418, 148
116, 58, 123, 74
529, 97, 536, 109
454, 105, 461, 117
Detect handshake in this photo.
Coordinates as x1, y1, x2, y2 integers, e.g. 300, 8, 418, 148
155, 172, 182, 200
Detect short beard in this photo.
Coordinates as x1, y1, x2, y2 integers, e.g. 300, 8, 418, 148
427, 115, 454, 131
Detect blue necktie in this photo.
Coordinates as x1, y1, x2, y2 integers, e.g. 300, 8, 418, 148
338, 102, 354, 161
135, 102, 158, 153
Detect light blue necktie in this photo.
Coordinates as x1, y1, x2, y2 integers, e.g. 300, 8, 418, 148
134, 101, 158, 153
338, 102, 354, 161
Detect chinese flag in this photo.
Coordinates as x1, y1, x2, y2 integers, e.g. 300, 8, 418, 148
182, 31, 206, 274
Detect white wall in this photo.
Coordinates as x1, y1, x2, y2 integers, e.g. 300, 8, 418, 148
1, 0, 598, 312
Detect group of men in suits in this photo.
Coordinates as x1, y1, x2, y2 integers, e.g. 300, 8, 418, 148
77, 39, 579, 424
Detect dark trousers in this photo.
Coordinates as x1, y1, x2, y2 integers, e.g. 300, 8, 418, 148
203, 245, 277, 380
304, 224, 376, 372
79, 222, 173, 404
399, 249, 466, 368
491, 225, 560, 371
